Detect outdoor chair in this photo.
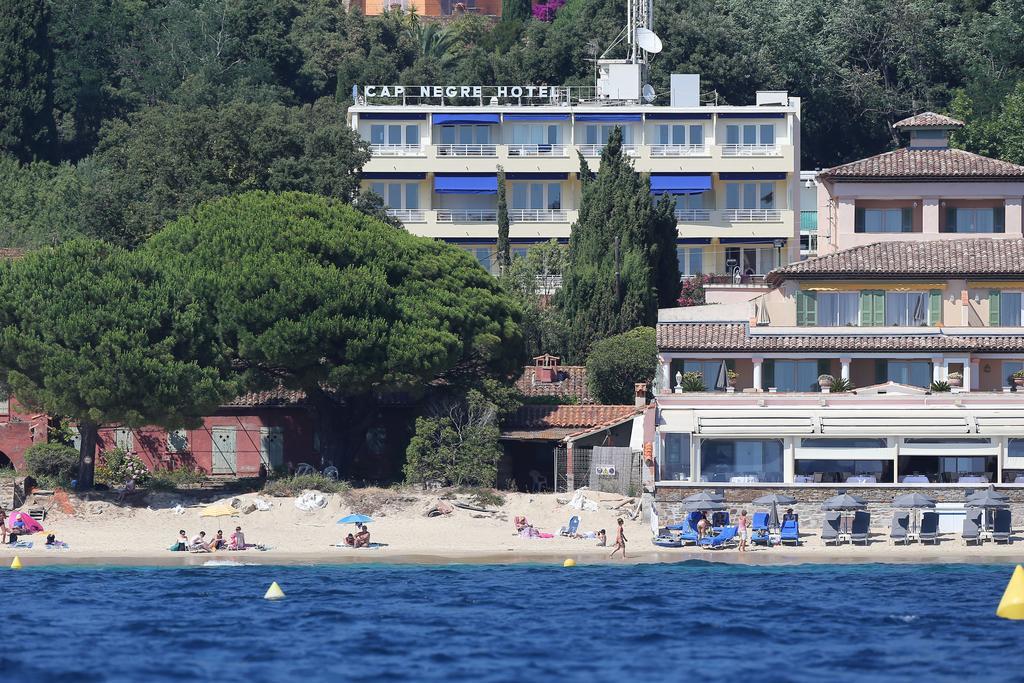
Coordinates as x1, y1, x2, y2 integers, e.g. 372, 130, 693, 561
697, 525, 738, 549
323, 466, 339, 481
850, 511, 871, 545
752, 512, 769, 533
294, 463, 315, 476
919, 512, 940, 545
821, 511, 842, 546
993, 508, 1013, 544
666, 518, 700, 545
780, 519, 800, 546
559, 515, 580, 537
962, 511, 982, 546
889, 512, 910, 545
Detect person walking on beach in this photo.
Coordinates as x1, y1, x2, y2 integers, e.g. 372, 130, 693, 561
737, 509, 749, 552
0, 506, 7, 544
610, 518, 627, 559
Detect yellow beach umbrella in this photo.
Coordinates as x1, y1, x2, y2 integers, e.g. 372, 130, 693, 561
199, 503, 240, 517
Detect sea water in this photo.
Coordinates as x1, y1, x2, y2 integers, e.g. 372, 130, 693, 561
3, 561, 1021, 682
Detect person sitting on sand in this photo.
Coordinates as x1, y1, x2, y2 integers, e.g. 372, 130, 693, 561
210, 530, 227, 551
353, 524, 371, 548
596, 529, 607, 547
343, 533, 355, 547
172, 530, 189, 552
229, 526, 246, 550
191, 531, 211, 552
514, 516, 529, 533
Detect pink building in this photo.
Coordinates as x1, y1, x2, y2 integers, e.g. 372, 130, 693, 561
816, 113, 1024, 255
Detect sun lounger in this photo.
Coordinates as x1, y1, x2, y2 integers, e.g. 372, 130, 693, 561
697, 525, 738, 549
919, 511, 940, 544
993, 508, 1012, 544
752, 512, 769, 533
652, 534, 682, 548
560, 515, 580, 537
851, 511, 871, 545
962, 510, 982, 545
889, 512, 910, 545
821, 512, 841, 546
780, 519, 800, 546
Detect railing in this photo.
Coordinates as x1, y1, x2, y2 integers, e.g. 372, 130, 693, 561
674, 208, 711, 222
370, 144, 425, 157
436, 144, 497, 157
705, 273, 769, 287
724, 208, 783, 222
650, 144, 708, 157
535, 274, 562, 294
436, 209, 497, 223
578, 144, 639, 157
385, 208, 425, 223
721, 144, 781, 157
509, 209, 568, 222
507, 144, 569, 158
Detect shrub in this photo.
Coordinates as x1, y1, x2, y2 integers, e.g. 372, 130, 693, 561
1014, 370, 1024, 379
458, 487, 506, 508
830, 377, 855, 393
263, 474, 350, 497
678, 371, 706, 392
930, 380, 952, 392
148, 468, 207, 492
585, 327, 656, 404
95, 448, 150, 486
22, 443, 79, 484
677, 274, 711, 307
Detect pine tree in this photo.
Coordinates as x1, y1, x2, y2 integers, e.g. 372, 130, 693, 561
496, 165, 510, 275
0, 0, 57, 162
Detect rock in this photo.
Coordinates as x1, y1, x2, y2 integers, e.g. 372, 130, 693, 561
243, 503, 257, 515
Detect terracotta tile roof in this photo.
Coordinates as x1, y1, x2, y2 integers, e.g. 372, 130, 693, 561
768, 239, 1024, 285
514, 365, 592, 402
225, 388, 307, 407
657, 322, 1024, 353
505, 404, 638, 430
818, 147, 1024, 180
892, 112, 964, 129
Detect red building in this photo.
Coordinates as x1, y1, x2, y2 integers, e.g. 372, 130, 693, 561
0, 397, 51, 470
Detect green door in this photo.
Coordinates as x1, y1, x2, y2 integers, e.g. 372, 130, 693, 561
211, 427, 237, 475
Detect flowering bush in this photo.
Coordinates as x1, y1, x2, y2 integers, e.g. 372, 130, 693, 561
532, 0, 565, 21
96, 447, 150, 486
677, 274, 711, 307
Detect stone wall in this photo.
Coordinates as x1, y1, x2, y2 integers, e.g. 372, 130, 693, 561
654, 485, 1024, 532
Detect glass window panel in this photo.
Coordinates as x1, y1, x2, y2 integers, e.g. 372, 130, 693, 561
726, 184, 740, 209
440, 126, 455, 144
699, 439, 784, 483
547, 125, 559, 144
689, 248, 703, 275
802, 438, 888, 448
774, 360, 818, 392
759, 124, 775, 145
530, 183, 544, 209
512, 184, 528, 209
529, 126, 544, 144
888, 361, 931, 387
1000, 292, 1023, 326
885, 292, 927, 326
657, 125, 669, 144
1002, 361, 1024, 386
474, 248, 492, 271
405, 184, 418, 209
370, 125, 385, 144
387, 125, 402, 144
725, 247, 740, 272
758, 247, 776, 273
742, 125, 757, 145
742, 248, 757, 274
725, 125, 739, 145
371, 182, 385, 198
689, 125, 703, 146
662, 433, 691, 481
387, 184, 402, 209
760, 183, 775, 208
743, 183, 758, 209
672, 125, 685, 144
458, 126, 473, 144
547, 184, 561, 210
476, 126, 490, 144
512, 125, 526, 144
405, 125, 419, 145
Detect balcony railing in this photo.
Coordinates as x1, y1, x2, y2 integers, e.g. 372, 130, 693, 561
724, 208, 783, 222
436, 209, 497, 223
507, 144, 569, 158
578, 144, 639, 157
650, 144, 708, 157
721, 144, 781, 157
509, 209, 568, 222
385, 208, 425, 223
436, 144, 497, 157
370, 144, 425, 157
674, 208, 712, 222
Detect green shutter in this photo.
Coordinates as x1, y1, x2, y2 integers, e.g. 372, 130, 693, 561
901, 207, 913, 232
860, 290, 885, 327
990, 290, 1001, 326
763, 359, 775, 389
875, 359, 888, 385
872, 290, 885, 326
929, 289, 942, 325
854, 208, 865, 233
796, 290, 817, 326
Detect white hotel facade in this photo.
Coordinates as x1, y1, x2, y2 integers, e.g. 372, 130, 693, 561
348, 79, 802, 279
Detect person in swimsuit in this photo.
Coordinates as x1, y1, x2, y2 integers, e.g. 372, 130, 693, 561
737, 509, 749, 552
353, 524, 371, 548
0, 507, 7, 544
210, 530, 227, 551
596, 529, 607, 547
609, 518, 627, 559
696, 512, 709, 539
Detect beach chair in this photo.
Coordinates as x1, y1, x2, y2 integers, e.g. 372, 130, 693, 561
850, 511, 871, 545
697, 525, 738, 549
962, 511, 982, 546
560, 515, 580, 537
889, 512, 910, 545
993, 508, 1012, 544
652, 529, 682, 548
666, 519, 699, 545
752, 512, 769, 533
821, 511, 842, 546
919, 512, 940, 545
780, 519, 800, 546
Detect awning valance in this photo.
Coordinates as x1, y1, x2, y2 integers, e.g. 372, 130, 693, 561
650, 174, 712, 195
434, 174, 498, 194
645, 113, 713, 120
719, 172, 787, 181
503, 113, 570, 121
359, 113, 428, 120
506, 172, 568, 180
362, 172, 427, 179
432, 113, 500, 125
574, 113, 642, 122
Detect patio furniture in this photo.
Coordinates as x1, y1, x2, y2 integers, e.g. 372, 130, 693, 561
993, 508, 1013, 544
559, 515, 580, 537
959, 475, 988, 484
846, 475, 877, 484
780, 520, 800, 546
889, 512, 910, 545
697, 525, 738, 549
850, 511, 871, 545
821, 511, 842, 546
901, 475, 929, 484
918, 512, 940, 544
962, 510, 983, 545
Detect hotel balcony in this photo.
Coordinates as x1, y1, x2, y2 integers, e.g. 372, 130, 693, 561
386, 208, 427, 223
506, 144, 570, 158
436, 209, 498, 223
436, 144, 498, 157
577, 143, 640, 158
650, 144, 709, 158
370, 144, 426, 157
391, 209, 579, 239
674, 208, 712, 222
720, 144, 781, 158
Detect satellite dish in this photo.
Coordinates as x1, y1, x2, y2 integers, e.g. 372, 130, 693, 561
642, 84, 656, 103
635, 27, 663, 54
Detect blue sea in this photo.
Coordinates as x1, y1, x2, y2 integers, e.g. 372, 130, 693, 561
3, 561, 1022, 682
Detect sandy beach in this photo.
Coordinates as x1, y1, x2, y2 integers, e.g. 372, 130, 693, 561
3, 488, 1024, 568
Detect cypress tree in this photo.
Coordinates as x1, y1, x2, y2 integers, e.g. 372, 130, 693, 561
500, 0, 531, 22
651, 193, 681, 309
496, 165, 510, 274
0, 0, 57, 162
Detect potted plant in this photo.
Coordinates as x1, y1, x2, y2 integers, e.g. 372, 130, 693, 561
947, 371, 963, 388
929, 380, 951, 393
818, 373, 834, 390
830, 377, 854, 393
1014, 370, 1024, 388
726, 369, 737, 388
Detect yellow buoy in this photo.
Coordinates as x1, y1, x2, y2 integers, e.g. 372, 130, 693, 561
997, 565, 1024, 619
10, 556, 22, 570
264, 581, 285, 600
563, 558, 576, 568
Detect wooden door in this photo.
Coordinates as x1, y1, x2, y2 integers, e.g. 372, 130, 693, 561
211, 427, 237, 475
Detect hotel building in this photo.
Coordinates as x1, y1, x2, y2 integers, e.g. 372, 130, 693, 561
348, 79, 802, 280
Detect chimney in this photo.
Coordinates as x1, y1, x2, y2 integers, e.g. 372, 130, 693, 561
533, 354, 560, 383
634, 382, 648, 407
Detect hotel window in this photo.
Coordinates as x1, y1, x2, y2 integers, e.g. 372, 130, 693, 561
511, 183, 561, 210
472, 247, 493, 273
884, 360, 932, 387
167, 429, 188, 453
676, 194, 705, 211
511, 247, 529, 260
676, 247, 703, 276
699, 438, 784, 483
725, 124, 774, 146
668, 360, 728, 390
884, 291, 928, 326
855, 207, 912, 233
945, 207, 1004, 233
369, 124, 418, 145
995, 291, 1024, 326
511, 124, 560, 145
114, 428, 133, 452
818, 292, 859, 326
766, 360, 820, 392
370, 182, 419, 210
584, 125, 632, 145
656, 124, 703, 146
661, 433, 691, 481
439, 125, 490, 144
724, 246, 776, 275
725, 183, 775, 209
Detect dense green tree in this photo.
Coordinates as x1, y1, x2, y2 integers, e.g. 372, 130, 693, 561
86, 97, 369, 246
145, 191, 525, 472
0, 155, 85, 247
496, 166, 511, 275
0, 240, 235, 489
651, 193, 680, 310
500, 240, 569, 359
585, 327, 657, 405
952, 81, 1024, 164
0, 0, 57, 162
501, 0, 532, 23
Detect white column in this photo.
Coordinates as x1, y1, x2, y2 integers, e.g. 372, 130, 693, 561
922, 198, 940, 234
840, 357, 851, 382
963, 358, 973, 393
1005, 197, 1023, 238
971, 359, 981, 391
941, 358, 950, 382
933, 358, 945, 383
752, 357, 763, 392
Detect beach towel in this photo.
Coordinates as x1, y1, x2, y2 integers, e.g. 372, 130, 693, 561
332, 542, 388, 549
44, 542, 69, 550
11, 541, 33, 549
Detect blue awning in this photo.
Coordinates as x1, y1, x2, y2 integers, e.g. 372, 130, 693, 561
645, 113, 713, 120
362, 172, 426, 180
718, 112, 786, 119
719, 172, 787, 181
650, 174, 712, 195
574, 113, 642, 122
503, 113, 571, 121
506, 172, 568, 180
359, 113, 428, 120
433, 113, 500, 125
434, 174, 498, 194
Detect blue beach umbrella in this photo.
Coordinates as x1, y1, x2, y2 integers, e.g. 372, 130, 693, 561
337, 514, 374, 525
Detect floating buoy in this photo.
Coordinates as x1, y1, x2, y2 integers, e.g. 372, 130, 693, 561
997, 565, 1024, 619
264, 581, 285, 600
563, 558, 576, 567
10, 556, 22, 570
